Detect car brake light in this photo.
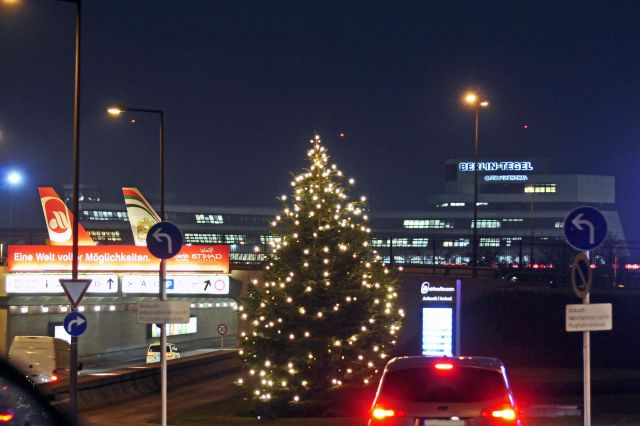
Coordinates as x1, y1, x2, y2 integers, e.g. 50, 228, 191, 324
481, 403, 518, 421
435, 362, 453, 370
50, 374, 59, 382
371, 405, 403, 420
0, 411, 14, 422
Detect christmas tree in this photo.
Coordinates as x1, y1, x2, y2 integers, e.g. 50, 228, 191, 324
238, 135, 404, 416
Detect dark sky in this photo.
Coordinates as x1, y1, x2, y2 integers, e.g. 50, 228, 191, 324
1, 1, 640, 239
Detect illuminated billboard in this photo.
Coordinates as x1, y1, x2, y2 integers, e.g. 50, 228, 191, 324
7, 245, 230, 273
420, 280, 461, 356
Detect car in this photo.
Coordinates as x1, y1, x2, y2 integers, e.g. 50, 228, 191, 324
145, 342, 181, 364
368, 356, 521, 425
0, 357, 69, 425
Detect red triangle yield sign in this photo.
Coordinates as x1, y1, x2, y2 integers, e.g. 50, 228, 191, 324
59, 279, 92, 309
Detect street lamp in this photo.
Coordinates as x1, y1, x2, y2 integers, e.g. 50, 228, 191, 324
464, 92, 489, 278
107, 105, 168, 426
4, 1, 84, 422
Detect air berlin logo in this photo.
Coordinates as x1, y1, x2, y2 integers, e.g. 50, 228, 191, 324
42, 197, 72, 243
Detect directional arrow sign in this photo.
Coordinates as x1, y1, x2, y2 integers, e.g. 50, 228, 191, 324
64, 312, 88, 337
59, 278, 92, 309
146, 221, 184, 259
564, 206, 608, 251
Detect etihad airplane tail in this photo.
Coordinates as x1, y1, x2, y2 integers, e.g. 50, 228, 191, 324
38, 187, 96, 246
122, 187, 161, 246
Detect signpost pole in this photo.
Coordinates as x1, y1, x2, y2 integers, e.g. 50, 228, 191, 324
59, 278, 91, 426
69, 1, 82, 424
160, 259, 167, 426
583, 252, 591, 426
146, 220, 183, 426
563, 206, 608, 426
159, 110, 167, 426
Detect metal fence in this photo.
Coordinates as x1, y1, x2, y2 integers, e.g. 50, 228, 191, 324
3, 230, 640, 288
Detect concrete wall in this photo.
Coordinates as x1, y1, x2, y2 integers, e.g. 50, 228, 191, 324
2, 299, 238, 362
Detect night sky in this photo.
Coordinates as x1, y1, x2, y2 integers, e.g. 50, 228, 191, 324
1, 1, 639, 240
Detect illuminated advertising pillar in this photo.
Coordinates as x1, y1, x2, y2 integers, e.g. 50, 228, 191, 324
420, 279, 462, 356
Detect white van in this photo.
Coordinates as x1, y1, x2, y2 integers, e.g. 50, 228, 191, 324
8, 336, 71, 384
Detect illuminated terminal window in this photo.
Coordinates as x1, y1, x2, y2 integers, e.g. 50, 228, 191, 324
88, 230, 122, 242
555, 221, 563, 228
501, 237, 522, 247
195, 214, 224, 224
412, 238, 429, 247
502, 218, 524, 222
371, 238, 388, 247
437, 202, 465, 208
231, 253, 266, 262
443, 239, 469, 248
480, 238, 500, 247
185, 233, 223, 244
471, 220, 501, 229
524, 184, 556, 193
260, 235, 281, 245
404, 219, 453, 229
391, 238, 409, 247
225, 234, 245, 244
83, 210, 128, 221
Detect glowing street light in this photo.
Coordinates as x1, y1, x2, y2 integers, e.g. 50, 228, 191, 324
463, 91, 489, 278
107, 107, 124, 116
6, 170, 23, 186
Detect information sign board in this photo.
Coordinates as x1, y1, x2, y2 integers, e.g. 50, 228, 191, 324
566, 303, 613, 332
137, 301, 190, 324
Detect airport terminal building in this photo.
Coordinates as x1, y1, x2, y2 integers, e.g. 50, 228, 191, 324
0, 158, 630, 361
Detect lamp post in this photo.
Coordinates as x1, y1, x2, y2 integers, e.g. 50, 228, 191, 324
107, 106, 167, 426
464, 93, 489, 278
4, 1, 82, 423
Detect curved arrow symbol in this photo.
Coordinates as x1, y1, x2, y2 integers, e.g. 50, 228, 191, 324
66, 316, 86, 333
571, 213, 595, 244
152, 228, 173, 253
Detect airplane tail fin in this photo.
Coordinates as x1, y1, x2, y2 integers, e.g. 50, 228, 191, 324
38, 187, 96, 246
122, 187, 161, 246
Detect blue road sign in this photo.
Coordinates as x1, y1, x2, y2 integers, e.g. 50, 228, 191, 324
564, 206, 608, 251
64, 312, 88, 337
146, 221, 184, 259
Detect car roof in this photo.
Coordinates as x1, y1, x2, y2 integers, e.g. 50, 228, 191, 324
384, 356, 505, 372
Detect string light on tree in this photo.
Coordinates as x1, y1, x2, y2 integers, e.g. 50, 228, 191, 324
238, 135, 403, 417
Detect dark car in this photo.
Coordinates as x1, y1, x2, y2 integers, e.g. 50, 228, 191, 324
368, 356, 521, 425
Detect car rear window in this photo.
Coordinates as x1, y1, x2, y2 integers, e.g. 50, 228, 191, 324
149, 345, 175, 353
379, 366, 508, 402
